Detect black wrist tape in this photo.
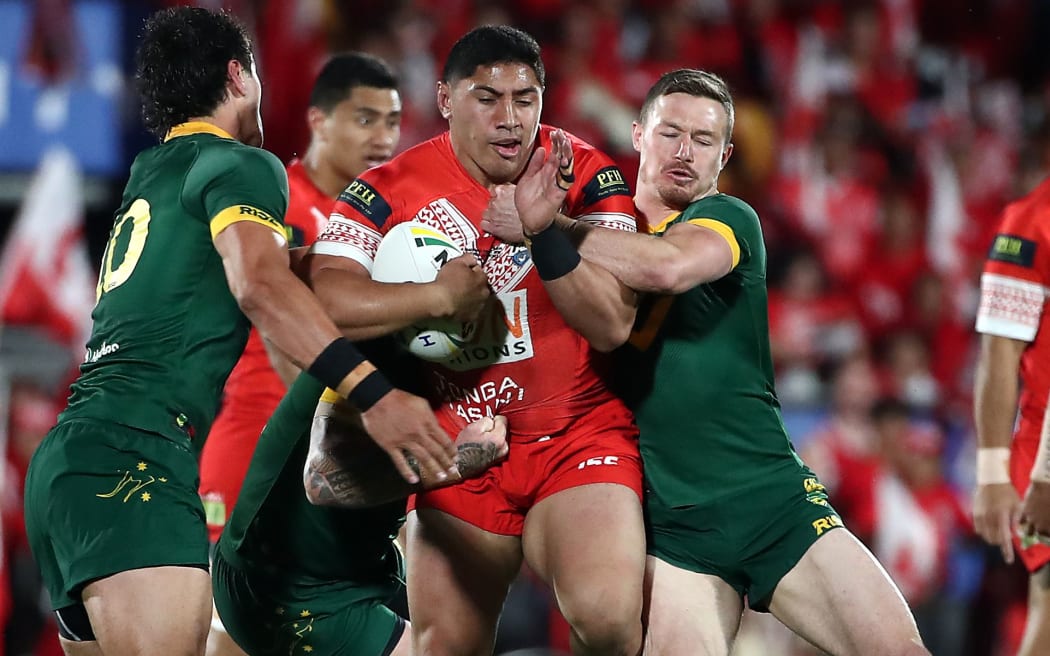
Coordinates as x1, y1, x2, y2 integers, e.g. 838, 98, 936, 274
306, 338, 393, 410
528, 225, 581, 281
347, 370, 394, 411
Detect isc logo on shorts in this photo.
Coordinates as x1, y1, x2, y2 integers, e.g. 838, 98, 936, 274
577, 456, 620, 470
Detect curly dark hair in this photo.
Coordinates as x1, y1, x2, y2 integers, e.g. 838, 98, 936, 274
134, 6, 253, 138
441, 25, 545, 88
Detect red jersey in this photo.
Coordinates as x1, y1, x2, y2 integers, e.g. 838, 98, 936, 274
312, 127, 636, 442
975, 176, 1050, 447
198, 159, 333, 540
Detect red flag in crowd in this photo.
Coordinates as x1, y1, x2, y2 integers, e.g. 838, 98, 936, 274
0, 147, 96, 357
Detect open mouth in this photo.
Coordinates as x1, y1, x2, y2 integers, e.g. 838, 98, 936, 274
664, 167, 695, 184
364, 153, 392, 168
491, 139, 522, 159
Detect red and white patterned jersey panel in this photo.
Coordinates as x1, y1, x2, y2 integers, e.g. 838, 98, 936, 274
976, 176, 1050, 441
312, 126, 636, 442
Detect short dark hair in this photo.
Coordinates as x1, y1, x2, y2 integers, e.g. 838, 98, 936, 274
135, 7, 253, 138
309, 52, 399, 113
639, 69, 734, 142
441, 25, 545, 88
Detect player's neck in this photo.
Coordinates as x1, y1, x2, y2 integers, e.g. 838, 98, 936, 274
302, 146, 354, 199
634, 188, 679, 224
193, 104, 245, 143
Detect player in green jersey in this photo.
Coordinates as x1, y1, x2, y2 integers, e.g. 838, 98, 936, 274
23, 7, 484, 656
213, 362, 508, 656
507, 70, 929, 655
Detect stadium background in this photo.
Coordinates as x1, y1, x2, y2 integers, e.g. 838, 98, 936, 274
0, 0, 1045, 653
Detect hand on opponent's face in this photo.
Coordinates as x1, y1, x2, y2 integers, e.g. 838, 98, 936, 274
513, 128, 575, 237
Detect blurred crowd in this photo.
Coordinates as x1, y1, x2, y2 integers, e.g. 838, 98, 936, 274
5, 0, 1050, 654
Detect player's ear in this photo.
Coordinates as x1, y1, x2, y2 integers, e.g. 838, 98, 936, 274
437, 81, 452, 120
631, 121, 643, 154
720, 142, 734, 170
307, 106, 326, 139
227, 59, 247, 98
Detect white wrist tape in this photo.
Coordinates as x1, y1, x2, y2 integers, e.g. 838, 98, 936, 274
977, 447, 1012, 485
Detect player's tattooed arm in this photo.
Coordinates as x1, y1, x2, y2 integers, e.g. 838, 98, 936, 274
304, 402, 509, 508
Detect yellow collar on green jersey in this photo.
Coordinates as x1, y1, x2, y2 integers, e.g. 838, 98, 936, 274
164, 121, 234, 143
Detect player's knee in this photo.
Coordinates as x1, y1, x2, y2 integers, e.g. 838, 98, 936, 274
562, 593, 643, 656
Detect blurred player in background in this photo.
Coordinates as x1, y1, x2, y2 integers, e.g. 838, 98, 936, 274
973, 176, 1050, 656
305, 25, 645, 656
22, 8, 456, 655
198, 51, 402, 656
508, 68, 928, 656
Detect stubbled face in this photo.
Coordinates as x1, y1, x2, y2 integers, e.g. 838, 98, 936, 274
318, 86, 402, 180
439, 63, 542, 186
238, 58, 264, 147
633, 93, 732, 210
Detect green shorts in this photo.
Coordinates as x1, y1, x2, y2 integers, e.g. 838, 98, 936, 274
212, 543, 405, 656
645, 465, 843, 612
24, 419, 209, 610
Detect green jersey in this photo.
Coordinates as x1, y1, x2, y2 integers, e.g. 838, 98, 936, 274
618, 194, 803, 508
221, 374, 405, 589
62, 123, 288, 444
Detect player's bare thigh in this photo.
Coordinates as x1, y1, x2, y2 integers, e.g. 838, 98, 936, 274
642, 555, 743, 656
81, 565, 212, 656
522, 483, 645, 656
767, 529, 928, 656
406, 509, 522, 656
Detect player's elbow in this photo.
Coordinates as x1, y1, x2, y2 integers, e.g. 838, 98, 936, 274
230, 273, 280, 318
587, 314, 634, 352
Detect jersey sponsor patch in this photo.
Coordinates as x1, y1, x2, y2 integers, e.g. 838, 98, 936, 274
338, 179, 392, 227
988, 234, 1036, 268
438, 289, 534, 372
581, 166, 631, 205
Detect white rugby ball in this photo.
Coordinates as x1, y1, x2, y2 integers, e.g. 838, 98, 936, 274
372, 222, 471, 362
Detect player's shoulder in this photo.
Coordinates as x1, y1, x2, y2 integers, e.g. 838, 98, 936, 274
358, 134, 452, 192
1000, 177, 1050, 235
686, 193, 759, 228
195, 139, 285, 181
543, 124, 613, 166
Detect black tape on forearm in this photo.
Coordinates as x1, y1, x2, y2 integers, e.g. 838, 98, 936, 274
307, 338, 393, 411
347, 370, 394, 411
528, 225, 581, 281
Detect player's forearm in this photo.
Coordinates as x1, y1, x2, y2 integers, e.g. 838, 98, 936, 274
542, 263, 636, 352
262, 337, 301, 387
235, 267, 344, 370
974, 334, 1025, 449
304, 411, 503, 508
308, 267, 451, 341
558, 216, 681, 293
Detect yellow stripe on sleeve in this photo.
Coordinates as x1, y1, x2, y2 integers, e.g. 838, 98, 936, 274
319, 387, 342, 404
688, 218, 740, 269
210, 205, 286, 240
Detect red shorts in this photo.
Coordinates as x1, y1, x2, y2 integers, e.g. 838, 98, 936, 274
199, 412, 269, 543
1011, 423, 1050, 573
409, 400, 643, 536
